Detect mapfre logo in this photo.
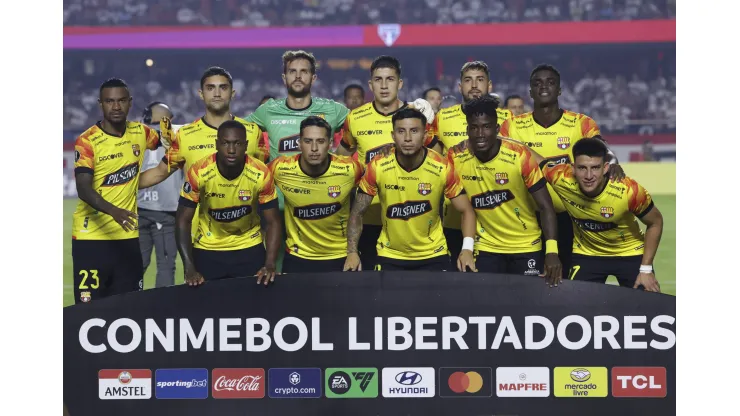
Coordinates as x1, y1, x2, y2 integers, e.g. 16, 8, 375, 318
611, 367, 667, 398
496, 367, 549, 397
212, 368, 265, 399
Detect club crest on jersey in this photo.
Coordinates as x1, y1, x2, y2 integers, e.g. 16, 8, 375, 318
317, 114, 326, 120
239, 190, 252, 202
132, 144, 141, 157
495, 172, 509, 185
328, 185, 341, 198
557, 137, 571, 149
80, 291, 91, 303
418, 183, 432, 196
601, 206, 615, 218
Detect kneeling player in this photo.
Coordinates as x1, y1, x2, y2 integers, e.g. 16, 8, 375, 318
531, 138, 663, 292
270, 116, 363, 273
449, 96, 562, 286
344, 108, 477, 272
176, 121, 282, 286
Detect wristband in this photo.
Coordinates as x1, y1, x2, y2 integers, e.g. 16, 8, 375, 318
545, 240, 558, 254
639, 265, 653, 273
462, 237, 475, 252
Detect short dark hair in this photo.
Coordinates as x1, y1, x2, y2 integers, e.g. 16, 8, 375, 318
282, 50, 317, 74
462, 95, 500, 120
260, 95, 275, 103
530, 64, 560, 85
300, 116, 332, 138
370, 55, 402, 77
201, 66, 233, 89
423, 87, 442, 99
99, 78, 129, 95
460, 61, 490, 80
572, 138, 608, 161
217, 120, 246, 139
504, 94, 523, 107
392, 107, 426, 127
344, 84, 364, 97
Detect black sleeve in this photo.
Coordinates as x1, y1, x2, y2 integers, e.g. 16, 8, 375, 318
74, 167, 94, 176
178, 196, 197, 208
259, 199, 279, 212
527, 177, 547, 194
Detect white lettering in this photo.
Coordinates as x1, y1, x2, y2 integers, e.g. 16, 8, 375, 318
274, 317, 308, 352
246, 318, 271, 352
442, 316, 468, 350
145, 318, 174, 352
524, 316, 554, 350
491, 316, 522, 349
594, 315, 620, 350
375, 317, 383, 350
219, 318, 242, 352
388, 317, 412, 351
556, 315, 592, 350
469, 317, 496, 349
348, 317, 370, 350
108, 318, 142, 353
650, 315, 676, 350
624, 316, 647, 349
79, 318, 106, 353
180, 318, 214, 351
311, 317, 333, 351
415, 317, 438, 350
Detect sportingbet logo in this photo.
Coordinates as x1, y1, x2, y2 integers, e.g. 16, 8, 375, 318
209, 206, 253, 222
471, 190, 515, 210
294, 203, 341, 220
101, 163, 139, 187
496, 367, 549, 397
554, 367, 608, 398
382, 368, 435, 398
155, 368, 209, 399
386, 201, 432, 220
212, 368, 265, 399
98, 369, 151, 400
611, 367, 667, 398
279, 135, 300, 153
325, 368, 378, 398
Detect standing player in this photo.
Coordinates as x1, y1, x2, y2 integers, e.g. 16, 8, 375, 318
270, 116, 363, 272
343, 84, 366, 111
434, 61, 513, 263
344, 108, 476, 272
176, 121, 282, 286
497, 63, 625, 272
423, 87, 443, 114
504, 94, 526, 116
449, 96, 561, 286
72, 78, 162, 303
529, 138, 662, 292
335, 55, 441, 268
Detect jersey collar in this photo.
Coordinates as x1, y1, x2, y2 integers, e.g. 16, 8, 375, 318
298, 154, 332, 178
372, 100, 408, 117
286, 98, 313, 112
395, 147, 427, 173
532, 108, 564, 129
201, 114, 235, 130
96, 121, 127, 137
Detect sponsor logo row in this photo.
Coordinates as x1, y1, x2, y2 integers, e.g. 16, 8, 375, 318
99, 366, 667, 400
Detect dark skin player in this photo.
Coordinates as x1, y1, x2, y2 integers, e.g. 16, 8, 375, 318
175, 127, 283, 287
76, 85, 139, 232
466, 111, 562, 286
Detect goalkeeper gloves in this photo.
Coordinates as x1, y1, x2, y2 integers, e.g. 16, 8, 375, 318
159, 117, 175, 149
408, 98, 435, 125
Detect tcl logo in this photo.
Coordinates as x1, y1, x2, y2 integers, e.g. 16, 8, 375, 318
212, 368, 265, 399
611, 367, 667, 398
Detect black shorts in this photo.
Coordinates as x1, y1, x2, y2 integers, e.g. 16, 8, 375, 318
72, 238, 143, 304
193, 244, 266, 281
569, 254, 643, 287
282, 253, 347, 273
443, 228, 463, 263
358, 224, 382, 270
375, 255, 452, 272
475, 250, 543, 276
537, 211, 573, 272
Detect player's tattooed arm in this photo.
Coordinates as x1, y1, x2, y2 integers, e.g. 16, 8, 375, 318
344, 191, 374, 271
75, 172, 138, 231
139, 160, 178, 189
175, 202, 204, 286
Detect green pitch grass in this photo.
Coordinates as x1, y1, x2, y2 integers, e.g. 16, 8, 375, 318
62, 195, 677, 306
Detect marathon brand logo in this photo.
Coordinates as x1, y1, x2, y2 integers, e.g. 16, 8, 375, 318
375, 120, 391, 124
357, 129, 383, 136
283, 186, 311, 195
366, 145, 389, 164
295, 203, 342, 220
471, 190, 515, 210
387, 201, 432, 220
277, 165, 297, 171
611, 367, 667, 398
279, 135, 300, 153
114, 139, 132, 147
496, 367, 550, 397
205, 192, 226, 199
536, 131, 557, 135
557, 137, 571, 149
102, 163, 139, 187
384, 184, 406, 191
573, 218, 617, 232
98, 152, 124, 162
99, 369, 152, 400
188, 144, 215, 151
209, 206, 252, 222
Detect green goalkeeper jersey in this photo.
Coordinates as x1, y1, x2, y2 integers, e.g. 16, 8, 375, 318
246, 97, 349, 162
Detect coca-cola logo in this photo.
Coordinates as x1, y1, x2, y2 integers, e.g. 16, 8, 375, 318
211, 368, 265, 399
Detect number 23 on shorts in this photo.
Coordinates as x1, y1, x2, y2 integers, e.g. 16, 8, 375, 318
78, 270, 100, 289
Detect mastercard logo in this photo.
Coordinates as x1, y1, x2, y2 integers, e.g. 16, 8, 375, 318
447, 371, 484, 394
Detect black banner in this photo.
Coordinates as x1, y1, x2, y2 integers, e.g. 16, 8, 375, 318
64, 272, 676, 415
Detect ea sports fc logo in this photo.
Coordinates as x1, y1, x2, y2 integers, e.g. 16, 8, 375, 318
239, 190, 252, 202
328, 185, 341, 199
418, 183, 432, 196
557, 137, 571, 149
601, 207, 615, 218
495, 172, 509, 185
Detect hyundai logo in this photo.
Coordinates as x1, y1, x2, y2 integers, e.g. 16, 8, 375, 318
395, 371, 422, 385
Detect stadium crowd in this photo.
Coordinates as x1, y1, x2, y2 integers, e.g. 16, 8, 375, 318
64, 0, 675, 26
